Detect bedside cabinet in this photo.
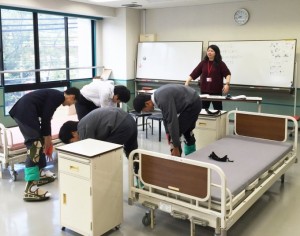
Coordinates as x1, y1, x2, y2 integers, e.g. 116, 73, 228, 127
194, 110, 227, 150
56, 139, 123, 236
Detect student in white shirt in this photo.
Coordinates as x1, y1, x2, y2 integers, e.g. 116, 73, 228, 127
75, 80, 130, 120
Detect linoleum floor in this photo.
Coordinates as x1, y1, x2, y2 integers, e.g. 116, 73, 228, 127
1, 122, 300, 236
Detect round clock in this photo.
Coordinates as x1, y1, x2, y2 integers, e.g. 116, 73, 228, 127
234, 8, 249, 25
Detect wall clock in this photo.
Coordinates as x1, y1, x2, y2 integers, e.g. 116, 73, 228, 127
234, 8, 249, 25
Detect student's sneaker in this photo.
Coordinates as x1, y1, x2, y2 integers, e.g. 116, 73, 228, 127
184, 143, 196, 156
36, 169, 56, 186
23, 181, 51, 202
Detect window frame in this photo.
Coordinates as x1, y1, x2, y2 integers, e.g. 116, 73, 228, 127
0, 5, 100, 93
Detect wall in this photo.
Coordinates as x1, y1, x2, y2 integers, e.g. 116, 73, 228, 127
101, 8, 141, 111
141, 0, 300, 115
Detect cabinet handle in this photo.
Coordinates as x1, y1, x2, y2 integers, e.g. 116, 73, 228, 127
198, 122, 207, 126
63, 193, 67, 204
69, 165, 79, 172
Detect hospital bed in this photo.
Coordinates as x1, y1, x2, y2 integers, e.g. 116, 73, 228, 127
0, 114, 78, 181
128, 110, 298, 236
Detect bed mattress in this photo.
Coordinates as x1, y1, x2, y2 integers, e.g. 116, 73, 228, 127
186, 135, 293, 201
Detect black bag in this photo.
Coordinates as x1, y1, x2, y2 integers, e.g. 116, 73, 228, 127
209, 151, 233, 162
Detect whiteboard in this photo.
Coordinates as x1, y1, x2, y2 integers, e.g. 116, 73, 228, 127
136, 42, 203, 81
209, 40, 296, 88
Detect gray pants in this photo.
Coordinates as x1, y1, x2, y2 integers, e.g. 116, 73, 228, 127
106, 114, 138, 158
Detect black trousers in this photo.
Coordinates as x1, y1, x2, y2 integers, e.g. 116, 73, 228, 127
202, 92, 223, 110
13, 118, 46, 169
75, 95, 98, 120
164, 97, 202, 146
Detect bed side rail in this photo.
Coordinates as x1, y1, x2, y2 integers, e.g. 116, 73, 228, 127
0, 123, 9, 163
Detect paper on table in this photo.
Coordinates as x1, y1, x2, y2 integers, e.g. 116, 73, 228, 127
230, 95, 247, 100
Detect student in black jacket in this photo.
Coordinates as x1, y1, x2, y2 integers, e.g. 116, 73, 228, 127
9, 87, 80, 201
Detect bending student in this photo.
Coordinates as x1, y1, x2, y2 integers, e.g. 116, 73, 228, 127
75, 79, 131, 120
59, 107, 138, 158
9, 87, 80, 201
185, 44, 231, 110
133, 84, 202, 157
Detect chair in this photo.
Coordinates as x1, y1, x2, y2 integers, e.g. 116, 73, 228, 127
146, 113, 164, 141
129, 111, 152, 131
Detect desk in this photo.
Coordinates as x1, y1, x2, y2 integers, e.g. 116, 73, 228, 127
137, 90, 262, 112
200, 95, 262, 112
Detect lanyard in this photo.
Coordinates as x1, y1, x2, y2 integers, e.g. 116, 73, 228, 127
207, 61, 213, 76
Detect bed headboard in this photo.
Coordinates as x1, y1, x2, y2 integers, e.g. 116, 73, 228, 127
141, 154, 208, 198
235, 113, 286, 141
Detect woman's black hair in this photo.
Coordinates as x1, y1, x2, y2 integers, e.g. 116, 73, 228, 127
204, 44, 222, 64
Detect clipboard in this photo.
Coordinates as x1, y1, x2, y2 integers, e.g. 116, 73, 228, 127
94, 69, 112, 80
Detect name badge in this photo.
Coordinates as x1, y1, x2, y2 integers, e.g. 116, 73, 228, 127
207, 77, 212, 82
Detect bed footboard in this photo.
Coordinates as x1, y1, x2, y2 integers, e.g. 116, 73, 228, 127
141, 154, 208, 198
128, 149, 231, 235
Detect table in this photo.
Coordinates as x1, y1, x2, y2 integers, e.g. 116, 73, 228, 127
200, 95, 262, 112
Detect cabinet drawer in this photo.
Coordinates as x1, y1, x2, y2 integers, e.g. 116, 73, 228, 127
196, 119, 216, 129
59, 158, 90, 179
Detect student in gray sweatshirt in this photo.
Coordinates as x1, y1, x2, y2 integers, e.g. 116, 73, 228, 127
133, 84, 201, 157
59, 107, 138, 158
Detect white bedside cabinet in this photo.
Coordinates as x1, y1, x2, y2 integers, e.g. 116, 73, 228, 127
194, 110, 227, 150
56, 139, 123, 236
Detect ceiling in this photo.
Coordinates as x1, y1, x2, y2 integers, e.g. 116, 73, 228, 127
69, 0, 253, 9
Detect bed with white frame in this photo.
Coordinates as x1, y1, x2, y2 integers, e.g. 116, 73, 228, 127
0, 107, 78, 181
128, 110, 298, 236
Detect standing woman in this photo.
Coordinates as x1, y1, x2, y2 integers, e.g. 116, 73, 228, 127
185, 45, 231, 110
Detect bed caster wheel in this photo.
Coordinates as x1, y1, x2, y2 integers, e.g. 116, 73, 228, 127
10, 171, 17, 181
61, 227, 65, 231
142, 212, 151, 226
115, 225, 120, 230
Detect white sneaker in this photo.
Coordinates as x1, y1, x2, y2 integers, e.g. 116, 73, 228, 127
41, 169, 57, 179
24, 181, 51, 201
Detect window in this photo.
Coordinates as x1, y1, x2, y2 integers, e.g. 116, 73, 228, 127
38, 14, 66, 82
1, 9, 35, 85
68, 17, 93, 80
0, 7, 97, 115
